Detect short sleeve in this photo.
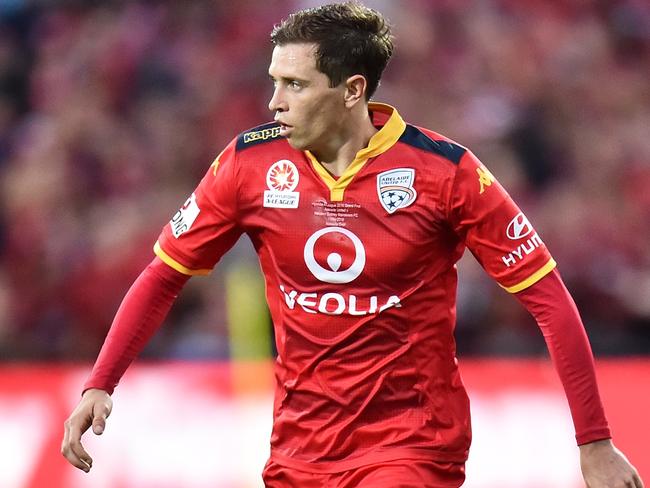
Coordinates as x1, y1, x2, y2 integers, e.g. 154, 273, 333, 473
448, 151, 556, 293
154, 139, 243, 275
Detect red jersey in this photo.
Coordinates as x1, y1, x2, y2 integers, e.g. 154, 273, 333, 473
155, 103, 556, 472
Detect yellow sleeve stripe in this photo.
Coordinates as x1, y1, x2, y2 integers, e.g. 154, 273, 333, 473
501, 258, 557, 293
153, 241, 211, 276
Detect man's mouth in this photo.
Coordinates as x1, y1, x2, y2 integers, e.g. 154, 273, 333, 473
278, 123, 293, 136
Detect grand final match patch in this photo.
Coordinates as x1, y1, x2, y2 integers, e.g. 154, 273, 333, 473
377, 168, 417, 214
264, 159, 300, 208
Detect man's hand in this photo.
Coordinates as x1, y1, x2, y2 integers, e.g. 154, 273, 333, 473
580, 438, 644, 488
61, 388, 113, 473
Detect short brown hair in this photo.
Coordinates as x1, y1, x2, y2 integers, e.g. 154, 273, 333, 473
270, 2, 394, 100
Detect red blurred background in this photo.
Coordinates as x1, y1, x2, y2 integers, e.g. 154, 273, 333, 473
0, 0, 648, 486
0, 359, 647, 487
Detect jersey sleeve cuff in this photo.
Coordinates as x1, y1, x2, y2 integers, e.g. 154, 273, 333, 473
82, 379, 116, 396
576, 428, 612, 446
500, 258, 557, 293
153, 241, 212, 276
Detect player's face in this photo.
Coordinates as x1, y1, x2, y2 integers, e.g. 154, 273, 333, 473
268, 43, 347, 153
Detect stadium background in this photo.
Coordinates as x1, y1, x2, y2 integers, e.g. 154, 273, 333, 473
0, 0, 648, 486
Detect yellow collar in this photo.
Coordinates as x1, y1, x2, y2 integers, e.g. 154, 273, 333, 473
305, 102, 406, 201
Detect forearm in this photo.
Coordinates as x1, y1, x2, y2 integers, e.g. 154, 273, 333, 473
83, 257, 190, 394
514, 268, 611, 445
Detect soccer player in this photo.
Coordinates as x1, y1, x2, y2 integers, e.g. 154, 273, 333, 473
62, 2, 644, 487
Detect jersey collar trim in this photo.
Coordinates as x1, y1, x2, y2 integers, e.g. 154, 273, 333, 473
305, 102, 406, 201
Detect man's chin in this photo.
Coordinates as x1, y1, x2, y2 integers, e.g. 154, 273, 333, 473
285, 136, 307, 151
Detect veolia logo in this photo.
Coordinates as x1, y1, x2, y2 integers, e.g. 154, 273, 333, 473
303, 227, 366, 284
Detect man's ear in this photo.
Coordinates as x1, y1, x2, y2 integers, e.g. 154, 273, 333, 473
344, 74, 367, 107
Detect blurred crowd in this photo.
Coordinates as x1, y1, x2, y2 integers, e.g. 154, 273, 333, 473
0, 0, 648, 361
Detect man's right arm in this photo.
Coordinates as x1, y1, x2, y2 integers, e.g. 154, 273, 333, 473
61, 256, 190, 472
62, 136, 244, 472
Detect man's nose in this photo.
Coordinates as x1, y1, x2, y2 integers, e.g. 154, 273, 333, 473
268, 87, 287, 113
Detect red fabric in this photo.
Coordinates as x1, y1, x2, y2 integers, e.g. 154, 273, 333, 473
155, 104, 560, 471
262, 458, 465, 488
515, 268, 611, 445
448, 150, 554, 290
83, 257, 189, 395
85, 104, 608, 473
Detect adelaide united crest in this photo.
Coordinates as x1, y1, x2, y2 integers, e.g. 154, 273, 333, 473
377, 168, 417, 214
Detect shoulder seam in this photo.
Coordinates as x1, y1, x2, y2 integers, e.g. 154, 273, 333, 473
398, 124, 467, 165
236, 122, 284, 151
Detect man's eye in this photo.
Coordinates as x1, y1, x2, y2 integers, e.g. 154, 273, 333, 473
289, 81, 301, 89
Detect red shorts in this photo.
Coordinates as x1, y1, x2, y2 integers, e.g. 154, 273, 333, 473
262, 458, 466, 488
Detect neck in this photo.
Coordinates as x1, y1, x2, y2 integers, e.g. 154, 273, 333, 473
311, 106, 377, 177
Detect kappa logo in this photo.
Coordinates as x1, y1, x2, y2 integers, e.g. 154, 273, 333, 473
477, 166, 495, 194
264, 160, 300, 209
377, 168, 417, 214
243, 126, 281, 144
507, 212, 533, 240
304, 227, 366, 284
210, 147, 227, 175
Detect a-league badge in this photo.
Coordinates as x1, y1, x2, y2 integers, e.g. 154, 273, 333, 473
264, 159, 300, 208
377, 168, 417, 214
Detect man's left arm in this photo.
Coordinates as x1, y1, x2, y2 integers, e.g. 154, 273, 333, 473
447, 150, 643, 487
515, 269, 644, 488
